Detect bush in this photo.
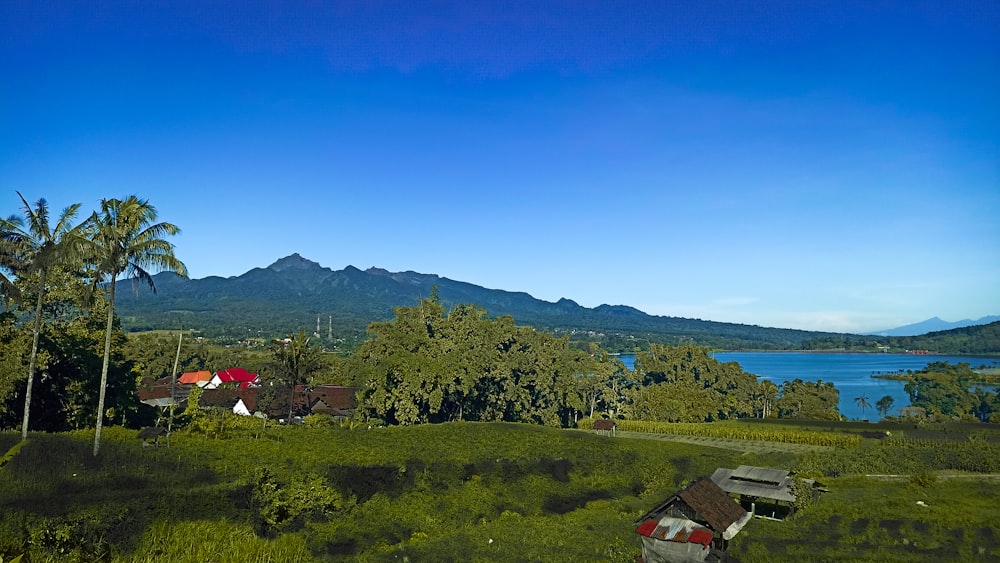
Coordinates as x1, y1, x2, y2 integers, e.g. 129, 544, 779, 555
911, 471, 937, 488
303, 414, 337, 428
248, 468, 347, 534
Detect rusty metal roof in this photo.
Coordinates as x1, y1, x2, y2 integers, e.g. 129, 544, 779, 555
676, 477, 749, 533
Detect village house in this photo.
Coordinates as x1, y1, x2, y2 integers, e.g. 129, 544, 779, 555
635, 477, 751, 562
137, 375, 190, 408
177, 370, 213, 387
203, 367, 260, 389
139, 372, 357, 421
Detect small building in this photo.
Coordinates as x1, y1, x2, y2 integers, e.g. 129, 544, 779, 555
635, 477, 751, 562
593, 419, 616, 436
200, 387, 260, 416
137, 376, 190, 408
195, 384, 357, 420
137, 426, 168, 447
709, 465, 824, 520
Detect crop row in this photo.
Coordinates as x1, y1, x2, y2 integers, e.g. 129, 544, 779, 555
589, 419, 861, 448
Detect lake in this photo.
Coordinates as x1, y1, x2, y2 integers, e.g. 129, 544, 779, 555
615, 352, 1000, 421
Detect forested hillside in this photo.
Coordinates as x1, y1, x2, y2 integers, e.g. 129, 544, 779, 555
114, 254, 847, 351
802, 321, 1000, 356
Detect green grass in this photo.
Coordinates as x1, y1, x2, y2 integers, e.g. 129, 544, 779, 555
731, 476, 1000, 562
1, 421, 998, 561
0, 424, 760, 561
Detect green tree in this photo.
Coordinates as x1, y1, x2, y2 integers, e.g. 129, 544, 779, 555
0, 271, 135, 432
0, 312, 29, 419
875, 395, 895, 419
268, 329, 329, 421
86, 196, 187, 455
350, 295, 597, 427
904, 376, 971, 419
0, 193, 89, 440
632, 343, 759, 421
777, 379, 840, 420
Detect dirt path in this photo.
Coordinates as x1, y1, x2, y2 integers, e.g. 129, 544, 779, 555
864, 473, 1000, 480
614, 430, 835, 454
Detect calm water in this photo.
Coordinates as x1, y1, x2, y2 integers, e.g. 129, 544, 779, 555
615, 352, 999, 421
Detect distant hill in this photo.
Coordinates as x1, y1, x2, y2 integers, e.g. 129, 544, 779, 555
113, 253, 846, 350
882, 321, 1000, 356
870, 316, 1000, 337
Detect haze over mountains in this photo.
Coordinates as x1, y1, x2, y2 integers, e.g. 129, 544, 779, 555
870, 316, 1000, 337
113, 254, 997, 351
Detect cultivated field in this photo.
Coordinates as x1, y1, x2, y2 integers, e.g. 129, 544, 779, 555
1, 420, 998, 562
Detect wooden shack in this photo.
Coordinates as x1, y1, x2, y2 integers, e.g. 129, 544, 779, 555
592, 419, 616, 436
709, 465, 825, 519
635, 477, 751, 562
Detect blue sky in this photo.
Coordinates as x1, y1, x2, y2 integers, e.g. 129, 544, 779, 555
2, 1, 997, 334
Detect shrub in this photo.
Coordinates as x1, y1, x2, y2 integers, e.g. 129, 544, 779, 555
911, 471, 937, 488
303, 414, 337, 428
248, 467, 347, 534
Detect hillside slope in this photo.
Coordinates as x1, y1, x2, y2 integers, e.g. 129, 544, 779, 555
114, 254, 844, 349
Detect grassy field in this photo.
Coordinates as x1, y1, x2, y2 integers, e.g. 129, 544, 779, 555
1, 420, 998, 562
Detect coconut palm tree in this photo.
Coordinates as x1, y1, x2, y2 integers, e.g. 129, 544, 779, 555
0, 193, 88, 441
86, 196, 187, 455
269, 330, 328, 423
854, 393, 871, 420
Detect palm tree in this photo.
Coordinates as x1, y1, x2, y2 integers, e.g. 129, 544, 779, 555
0, 193, 88, 441
86, 196, 187, 455
269, 330, 328, 422
757, 380, 780, 419
854, 393, 871, 420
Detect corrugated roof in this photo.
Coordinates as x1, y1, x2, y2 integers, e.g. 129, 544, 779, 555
309, 385, 357, 409
732, 465, 788, 485
200, 388, 259, 412
178, 370, 212, 384
214, 367, 259, 383
710, 466, 796, 503
676, 477, 749, 533
636, 516, 714, 547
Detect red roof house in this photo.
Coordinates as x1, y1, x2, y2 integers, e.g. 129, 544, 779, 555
178, 370, 213, 386
206, 368, 260, 389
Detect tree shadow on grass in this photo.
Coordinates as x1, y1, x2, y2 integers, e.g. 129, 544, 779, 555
0, 433, 247, 559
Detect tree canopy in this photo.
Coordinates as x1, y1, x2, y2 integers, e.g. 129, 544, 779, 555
628, 343, 760, 422
345, 292, 599, 426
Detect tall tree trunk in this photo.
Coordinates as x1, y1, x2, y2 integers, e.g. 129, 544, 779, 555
167, 332, 182, 447
21, 269, 47, 441
94, 277, 116, 456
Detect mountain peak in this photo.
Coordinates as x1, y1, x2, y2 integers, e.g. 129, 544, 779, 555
267, 253, 325, 272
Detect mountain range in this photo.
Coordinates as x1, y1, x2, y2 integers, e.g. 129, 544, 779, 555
114, 253, 846, 349
112, 253, 998, 353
